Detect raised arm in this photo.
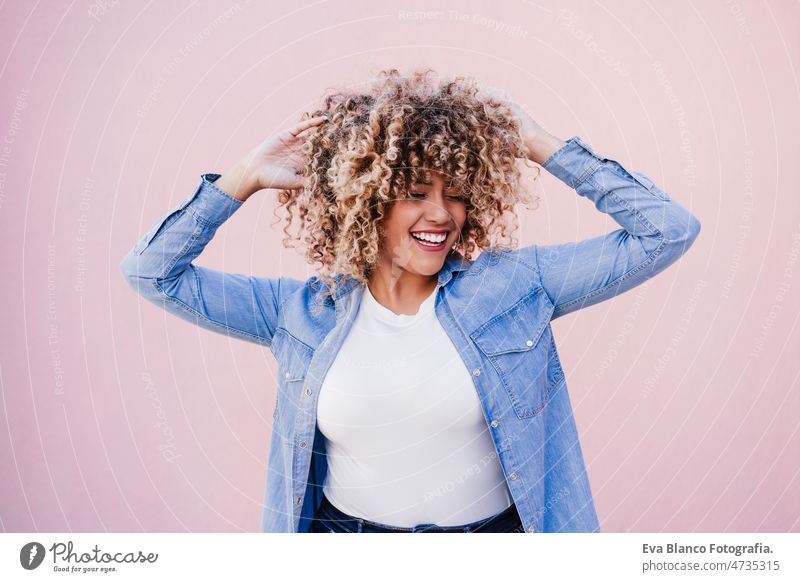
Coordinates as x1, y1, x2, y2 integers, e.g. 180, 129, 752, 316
119, 115, 329, 346
476, 89, 701, 320
524, 133, 701, 320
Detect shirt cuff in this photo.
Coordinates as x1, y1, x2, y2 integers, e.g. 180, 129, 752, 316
178, 173, 246, 227
541, 135, 605, 189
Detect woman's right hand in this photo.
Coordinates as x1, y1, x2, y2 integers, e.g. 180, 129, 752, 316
217, 115, 328, 200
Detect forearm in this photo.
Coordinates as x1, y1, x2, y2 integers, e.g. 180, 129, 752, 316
120, 174, 244, 284
119, 173, 296, 346
541, 136, 700, 245
529, 135, 702, 319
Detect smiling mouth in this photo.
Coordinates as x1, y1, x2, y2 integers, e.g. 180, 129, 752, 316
410, 231, 449, 250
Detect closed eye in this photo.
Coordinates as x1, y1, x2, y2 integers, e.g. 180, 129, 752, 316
408, 191, 465, 201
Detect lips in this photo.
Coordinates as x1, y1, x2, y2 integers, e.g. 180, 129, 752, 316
410, 231, 448, 251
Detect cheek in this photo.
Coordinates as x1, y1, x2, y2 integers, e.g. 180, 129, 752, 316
386, 204, 418, 232
454, 206, 468, 230
380, 209, 408, 242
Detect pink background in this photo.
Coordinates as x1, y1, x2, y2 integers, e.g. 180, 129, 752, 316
1, 0, 798, 532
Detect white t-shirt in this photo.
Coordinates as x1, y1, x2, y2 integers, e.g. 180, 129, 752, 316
316, 283, 513, 527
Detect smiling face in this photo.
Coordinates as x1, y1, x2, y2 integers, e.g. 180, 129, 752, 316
376, 170, 468, 281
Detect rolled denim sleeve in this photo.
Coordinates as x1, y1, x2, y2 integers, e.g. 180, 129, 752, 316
525, 136, 701, 320
119, 173, 304, 346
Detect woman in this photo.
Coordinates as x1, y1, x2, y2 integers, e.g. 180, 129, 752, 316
120, 68, 701, 533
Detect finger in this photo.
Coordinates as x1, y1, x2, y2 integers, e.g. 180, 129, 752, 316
288, 115, 329, 137
288, 133, 309, 147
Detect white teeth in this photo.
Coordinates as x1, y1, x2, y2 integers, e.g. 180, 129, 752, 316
411, 232, 447, 243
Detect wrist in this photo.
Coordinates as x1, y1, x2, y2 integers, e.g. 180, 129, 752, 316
526, 131, 567, 165
215, 160, 261, 202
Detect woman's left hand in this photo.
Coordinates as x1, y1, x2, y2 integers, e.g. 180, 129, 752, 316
476, 87, 563, 164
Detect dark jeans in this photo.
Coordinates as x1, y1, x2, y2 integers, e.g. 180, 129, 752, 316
310, 495, 524, 533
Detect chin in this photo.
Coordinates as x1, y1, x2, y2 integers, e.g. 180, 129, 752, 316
411, 255, 448, 274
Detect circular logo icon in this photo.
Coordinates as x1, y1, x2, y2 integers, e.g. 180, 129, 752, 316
20, 542, 46, 570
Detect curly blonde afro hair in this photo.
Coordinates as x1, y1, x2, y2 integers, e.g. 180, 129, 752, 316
275, 67, 539, 300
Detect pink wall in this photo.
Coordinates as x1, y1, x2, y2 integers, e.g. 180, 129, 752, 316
1, 0, 798, 532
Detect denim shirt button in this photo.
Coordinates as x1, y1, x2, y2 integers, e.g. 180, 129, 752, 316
296, 496, 302, 505
527, 525, 536, 532
304, 388, 312, 396
285, 372, 291, 379
472, 368, 481, 377
526, 340, 533, 347
490, 419, 499, 428
509, 472, 518, 480
299, 441, 307, 448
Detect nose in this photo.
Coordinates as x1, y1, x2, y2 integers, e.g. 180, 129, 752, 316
424, 193, 454, 225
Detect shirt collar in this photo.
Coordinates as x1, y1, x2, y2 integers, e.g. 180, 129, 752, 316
330, 249, 472, 303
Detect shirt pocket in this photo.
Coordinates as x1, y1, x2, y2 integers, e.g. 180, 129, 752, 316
470, 287, 558, 419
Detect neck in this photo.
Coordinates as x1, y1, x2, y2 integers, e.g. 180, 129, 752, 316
366, 267, 438, 316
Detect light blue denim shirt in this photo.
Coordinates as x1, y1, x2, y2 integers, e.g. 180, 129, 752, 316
120, 136, 701, 533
